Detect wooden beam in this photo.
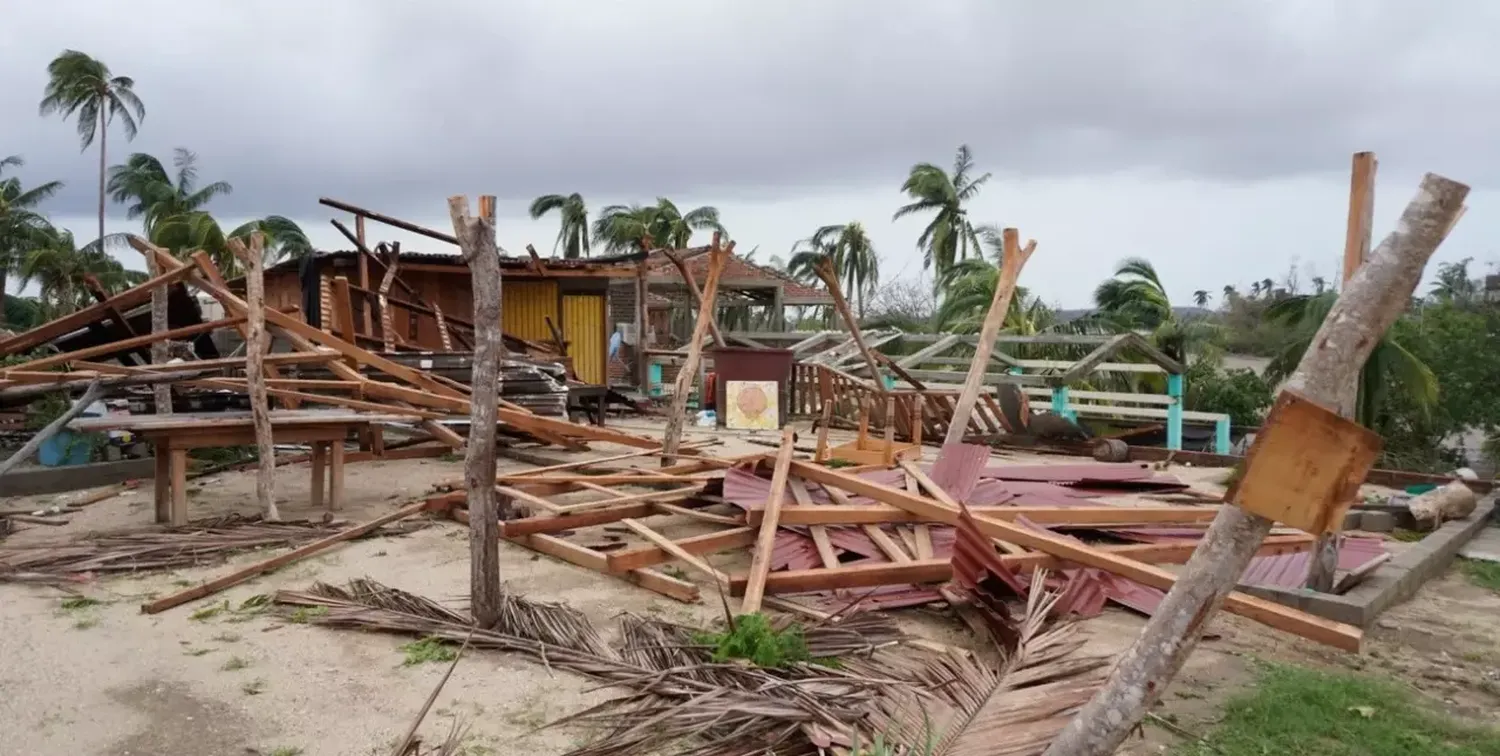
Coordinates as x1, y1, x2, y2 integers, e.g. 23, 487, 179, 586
751, 504, 1220, 527
944, 229, 1036, 446
0, 264, 195, 357
726, 536, 1315, 595
607, 527, 757, 572
740, 427, 795, 613
661, 235, 730, 464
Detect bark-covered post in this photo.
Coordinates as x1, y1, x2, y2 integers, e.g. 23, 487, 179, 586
149, 255, 172, 416
1044, 173, 1469, 756
449, 194, 503, 627
943, 228, 1035, 447
661, 234, 730, 466
232, 234, 280, 521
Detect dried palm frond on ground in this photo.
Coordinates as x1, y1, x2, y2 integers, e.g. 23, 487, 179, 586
0, 514, 428, 584
274, 577, 1110, 756
852, 570, 1113, 756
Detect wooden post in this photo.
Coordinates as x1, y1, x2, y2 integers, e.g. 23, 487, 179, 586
229, 235, 279, 521
661, 235, 731, 466
943, 229, 1036, 447
378, 248, 400, 352
635, 257, 650, 388
148, 256, 172, 415
449, 194, 504, 628
1044, 173, 1469, 756
356, 215, 372, 336
741, 427, 796, 613
1306, 151, 1379, 592
811, 257, 885, 391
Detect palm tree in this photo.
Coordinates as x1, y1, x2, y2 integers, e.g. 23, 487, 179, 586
1249, 281, 1263, 298
0, 156, 64, 326
38, 50, 145, 252
1193, 290, 1210, 307
1311, 276, 1328, 295
786, 222, 880, 318
1094, 257, 1217, 362
1260, 277, 1275, 299
1222, 284, 1237, 302
107, 149, 310, 273
592, 198, 726, 253
529, 193, 591, 259
1429, 258, 1477, 306
1264, 293, 1436, 426
20, 228, 143, 317
932, 257, 1039, 332
893, 144, 990, 280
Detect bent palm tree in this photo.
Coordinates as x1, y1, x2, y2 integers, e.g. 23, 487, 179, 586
592, 198, 726, 253
529, 193, 591, 259
787, 222, 879, 318
0, 156, 65, 326
893, 144, 990, 280
1264, 292, 1436, 426
108, 149, 309, 274
1094, 257, 1216, 362
38, 50, 145, 252
20, 228, 143, 316
1192, 289, 1210, 307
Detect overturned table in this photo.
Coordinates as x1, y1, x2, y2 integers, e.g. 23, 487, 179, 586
70, 410, 418, 526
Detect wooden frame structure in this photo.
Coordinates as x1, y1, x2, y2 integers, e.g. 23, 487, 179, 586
747, 330, 1232, 454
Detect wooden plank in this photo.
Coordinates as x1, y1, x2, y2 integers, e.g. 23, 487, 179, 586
788, 460, 1361, 651
620, 519, 729, 584
512, 533, 699, 603
551, 486, 701, 514
740, 427, 796, 613
607, 527, 757, 572
901, 458, 1023, 555
753, 504, 1221, 527
142, 499, 431, 613
862, 524, 912, 563
0, 264, 195, 357
725, 536, 1317, 595
6, 316, 247, 373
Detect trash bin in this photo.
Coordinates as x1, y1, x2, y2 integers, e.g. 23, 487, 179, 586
709, 347, 795, 428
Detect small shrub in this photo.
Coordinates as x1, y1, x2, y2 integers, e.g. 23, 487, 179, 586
400, 636, 458, 666
220, 656, 251, 671
189, 601, 230, 622
59, 596, 102, 611
694, 613, 813, 668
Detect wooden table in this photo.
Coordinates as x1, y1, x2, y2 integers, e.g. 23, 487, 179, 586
70, 411, 417, 526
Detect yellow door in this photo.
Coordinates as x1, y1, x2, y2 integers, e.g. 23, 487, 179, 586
501, 280, 559, 344
562, 294, 606, 384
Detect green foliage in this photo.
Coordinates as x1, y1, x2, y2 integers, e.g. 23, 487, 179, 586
786, 221, 880, 318
1182, 358, 1274, 426
287, 606, 328, 624
1458, 558, 1500, 593
189, 600, 229, 622
693, 613, 813, 668
1175, 662, 1500, 755
591, 198, 726, 254
529, 192, 591, 259
893, 144, 989, 278
400, 636, 458, 666
220, 655, 251, 671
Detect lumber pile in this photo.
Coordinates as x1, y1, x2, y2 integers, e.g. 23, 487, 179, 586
438, 441, 1370, 652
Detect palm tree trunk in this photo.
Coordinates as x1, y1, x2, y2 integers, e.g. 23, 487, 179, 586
0, 269, 8, 329
96, 110, 107, 251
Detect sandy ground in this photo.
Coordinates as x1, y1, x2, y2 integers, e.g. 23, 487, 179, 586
1, 422, 1496, 755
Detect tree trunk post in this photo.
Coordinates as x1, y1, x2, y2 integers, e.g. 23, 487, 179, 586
231, 235, 279, 521
1044, 173, 1469, 756
661, 250, 725, 348
661, 234, 730, 466
943, 228, 1035, 447
449, 194, 503, 628
635, 257, 650, 389
96, 112, 106, 252
811, 257, 886, 390
149, 255, 173, 416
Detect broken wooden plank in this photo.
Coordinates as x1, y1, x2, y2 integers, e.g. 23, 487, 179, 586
741, 427, 796, 613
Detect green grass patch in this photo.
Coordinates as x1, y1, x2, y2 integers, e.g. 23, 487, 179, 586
267, 748, 302, 756
287, 606, 329, 624
189, 600, 230, 622
1459, 558, 1500, 592
59, 596, 103, 611
400, 636, 457, 666
241, 678, 267, 696
1174, 663, 1500, 755
820, 458, 859, 469
1391, 528, 1429, 543
72, 616, 99, 630
220, 656, 251, 672
693, 613, 835, 669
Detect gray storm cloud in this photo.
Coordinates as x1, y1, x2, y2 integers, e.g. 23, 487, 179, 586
1, 0, 1496, 217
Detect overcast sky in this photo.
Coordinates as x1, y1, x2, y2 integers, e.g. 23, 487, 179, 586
3, 0, 1496, 307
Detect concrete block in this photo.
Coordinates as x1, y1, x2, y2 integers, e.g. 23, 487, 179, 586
1342, 510, 1363, 531
1242, 496, 1494, 629
0, 457, 155, 497
1359, 511, 1397, 533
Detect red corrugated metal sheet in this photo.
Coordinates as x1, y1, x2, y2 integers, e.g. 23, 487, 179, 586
929, 443, 991, 501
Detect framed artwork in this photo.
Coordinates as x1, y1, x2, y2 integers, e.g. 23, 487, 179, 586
725, 380, 780, 430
